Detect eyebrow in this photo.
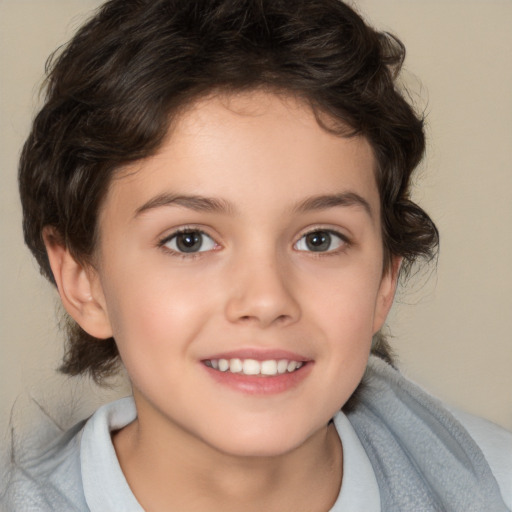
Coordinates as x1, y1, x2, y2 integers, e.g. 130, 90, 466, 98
134, 191, 373, 219
135, 193, 235, 217
293, 192, 373, 218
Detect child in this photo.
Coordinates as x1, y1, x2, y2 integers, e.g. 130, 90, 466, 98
2, 0, 511, 510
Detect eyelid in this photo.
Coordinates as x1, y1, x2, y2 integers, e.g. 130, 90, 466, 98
294, 227, 351, 253
158, 226, 221, 256
157, 223, 217, 243
156, 225, 351, 257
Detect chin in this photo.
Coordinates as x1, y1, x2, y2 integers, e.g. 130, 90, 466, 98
214, 439, 302, 458
202, 423, 320, 459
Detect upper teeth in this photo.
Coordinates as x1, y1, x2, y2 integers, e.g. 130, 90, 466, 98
205, 358, 304, 376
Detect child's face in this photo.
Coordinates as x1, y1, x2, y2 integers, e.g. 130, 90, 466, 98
89, 91, 397, 457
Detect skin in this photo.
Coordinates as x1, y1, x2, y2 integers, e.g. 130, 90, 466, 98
45, 91, 399, 511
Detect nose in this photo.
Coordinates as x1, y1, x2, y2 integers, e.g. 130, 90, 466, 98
224, 251, 301, 328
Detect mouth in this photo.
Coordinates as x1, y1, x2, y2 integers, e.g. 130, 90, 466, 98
201, 351, 312, 394
203, 358, 305, 376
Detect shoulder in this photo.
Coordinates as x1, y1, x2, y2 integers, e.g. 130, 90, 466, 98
1, 417, 88, 511
0, 396, 138, 512
447, 406, 512, 509
346, 356, 511, 510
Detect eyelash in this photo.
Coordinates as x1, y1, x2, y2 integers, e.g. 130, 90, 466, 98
157, 226, 351, 259
158, 227, 219, 259
294, 228, 351, 256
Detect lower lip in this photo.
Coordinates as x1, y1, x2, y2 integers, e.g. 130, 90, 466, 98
202, 363, 313, 395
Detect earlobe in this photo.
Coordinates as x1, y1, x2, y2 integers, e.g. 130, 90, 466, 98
373, 256, 402, 333
43, 227, 113, 340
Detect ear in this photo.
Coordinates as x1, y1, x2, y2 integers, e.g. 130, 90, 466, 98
372, 256, 401, 334
43, 227, 113, 339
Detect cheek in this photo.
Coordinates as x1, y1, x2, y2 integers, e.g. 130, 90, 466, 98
101, 263, 217, 361
304, 262, 383, 334
309, 270, 380, 397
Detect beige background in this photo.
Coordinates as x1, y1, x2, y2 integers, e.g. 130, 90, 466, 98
1, 1, 511, 431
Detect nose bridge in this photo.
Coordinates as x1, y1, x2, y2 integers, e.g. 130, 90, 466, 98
224, 243, 300, 327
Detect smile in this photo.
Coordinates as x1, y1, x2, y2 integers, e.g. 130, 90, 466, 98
204, 358, 304, 376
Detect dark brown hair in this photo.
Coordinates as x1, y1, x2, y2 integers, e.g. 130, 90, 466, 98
19, 0, 438, 383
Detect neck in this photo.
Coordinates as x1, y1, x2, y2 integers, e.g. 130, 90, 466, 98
113, 402, 343, 512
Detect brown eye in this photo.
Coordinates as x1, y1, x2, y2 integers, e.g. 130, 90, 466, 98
305, 231, 331, 251
295, 230, 346, 253
164, 230, 216, 253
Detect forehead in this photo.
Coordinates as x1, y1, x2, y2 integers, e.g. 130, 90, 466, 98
105, 91, 379, 221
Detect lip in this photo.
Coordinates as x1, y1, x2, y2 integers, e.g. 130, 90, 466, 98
200, 348, 313, 395
203, 348, 311, 362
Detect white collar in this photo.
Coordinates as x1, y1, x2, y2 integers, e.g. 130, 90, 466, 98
80, 397, 380, 511
81, 397, 143, 512
330, 411, 381, 511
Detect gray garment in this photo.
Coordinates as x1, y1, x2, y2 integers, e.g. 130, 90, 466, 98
346, 357, 511, 512
0, 418, 87, 511
1, 357, 511, 511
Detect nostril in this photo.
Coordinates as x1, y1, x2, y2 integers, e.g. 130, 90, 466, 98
225, 286, 301, 326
